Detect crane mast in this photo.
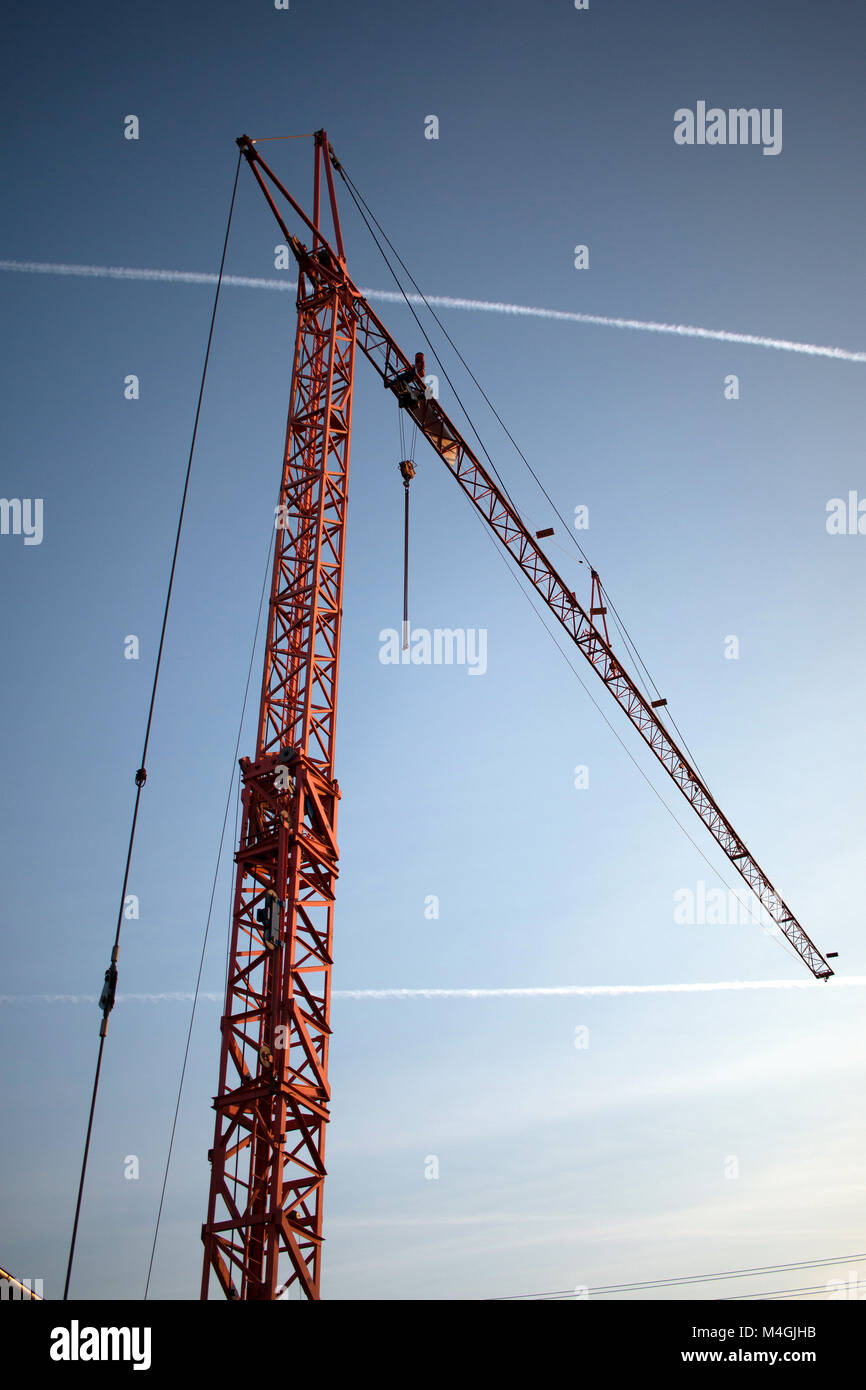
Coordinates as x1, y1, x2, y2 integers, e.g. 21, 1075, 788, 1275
202, 132, 833, 1302
201, 133, 355, 1300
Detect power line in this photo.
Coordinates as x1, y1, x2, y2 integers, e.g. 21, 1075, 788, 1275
490, 1251, 866, 1300
723, 1280, 859, 1301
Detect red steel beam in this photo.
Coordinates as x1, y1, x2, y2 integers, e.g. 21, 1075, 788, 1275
201, 133, 355, 1300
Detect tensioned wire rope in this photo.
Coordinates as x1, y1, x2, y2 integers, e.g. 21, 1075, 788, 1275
62, 149, 243, 1300
143, 523, 276, 1298
332, 160, 810, 977
488, 1249, 866, 1300
336, 163, 708, 780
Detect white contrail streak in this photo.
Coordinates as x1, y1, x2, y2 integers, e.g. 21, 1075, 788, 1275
334, 978, 865, 999
1, 978, 863, 1006
1, 258, 864, 363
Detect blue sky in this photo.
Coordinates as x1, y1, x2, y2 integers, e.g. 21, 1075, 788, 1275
1, 0, 865, 1301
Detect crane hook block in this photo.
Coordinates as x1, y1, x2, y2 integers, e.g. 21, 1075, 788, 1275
399, 459, 416, 485
385, 366, 425, 411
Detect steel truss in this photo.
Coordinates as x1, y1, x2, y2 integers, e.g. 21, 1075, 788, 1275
203, 126, 833, 1304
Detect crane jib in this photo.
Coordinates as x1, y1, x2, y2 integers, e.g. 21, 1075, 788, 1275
272, 205, 833, 983
258, 203, 832, 986
347, 287, 832, 982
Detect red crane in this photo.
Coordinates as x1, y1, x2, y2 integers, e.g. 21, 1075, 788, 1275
200, 132, 834, 1302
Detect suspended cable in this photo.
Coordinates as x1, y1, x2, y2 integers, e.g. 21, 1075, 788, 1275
490, 1250, 866, 1300
144, 524, 275, 1298
398, 459, 415, 648
354, 231, 792, 960
403, 480, 410, 645
722, 1280, 854, 1301
338, 170, 589, 551
336, 165, 813, 974
225, 779, 242, 998
336, 173, 521, 517
338, 163, 715, 821
62, 149, 243, 1302
600, 578, 707, 782
478, 516, 808, 970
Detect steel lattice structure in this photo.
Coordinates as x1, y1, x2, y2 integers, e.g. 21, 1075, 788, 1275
202, 130, 834, 1303
201, 134, 355, 1300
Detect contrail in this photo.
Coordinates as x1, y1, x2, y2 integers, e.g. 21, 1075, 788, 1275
334, 978, 865, 999
2, 258, 865, 363
1, 978, 863, 1006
